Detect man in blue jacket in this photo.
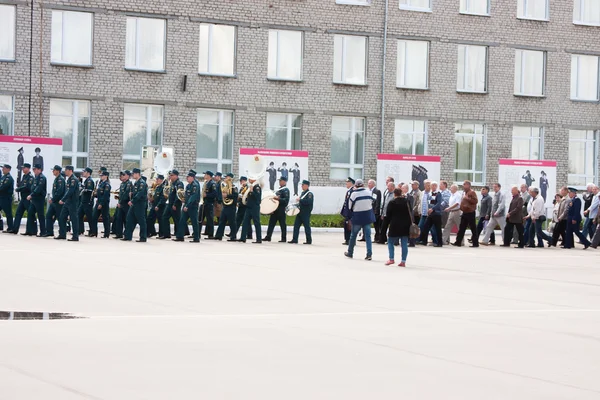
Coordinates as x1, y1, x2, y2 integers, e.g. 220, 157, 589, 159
340, 177, 355, 245
344, 179, 376, 260
418, 181, 444, 247
564, 187, 591, 249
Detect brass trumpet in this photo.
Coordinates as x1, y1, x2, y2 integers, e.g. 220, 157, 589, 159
110, 190, 120, 200
222, 180, 233, 206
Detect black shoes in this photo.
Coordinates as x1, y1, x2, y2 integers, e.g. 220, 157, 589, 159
288, 240, 298, 244
189, 239, 200, 243
67, 238, 79, 242
136, 239, 147, 242
344, 252, 352, 258
54, 236, 66, 240
120, 238, 131, 241
303, 242, 312, 245
262, 237, 271, 242
172, 238, 184, 242
252, 241, 262, 244
365, 255, 372, 260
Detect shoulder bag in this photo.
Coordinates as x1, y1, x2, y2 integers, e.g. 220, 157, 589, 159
406, 199, 421, 239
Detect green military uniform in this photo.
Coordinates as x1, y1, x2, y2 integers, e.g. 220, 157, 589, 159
124, 170, 148, 242
290, 180, 313, 244
43, 166, 65, 237
176, 172, 201, 242
0, 165, 15, 231
78, 169, 95, 235
264, 179, 290, 242
147, 180, 165, 237
214, 174, 238, 240
91, 172, 111, 237
25, 167, 47, 235
10, 165, 34, 234
240, 182, 262, 243
57, 167, 80, 240
161, 172, 184, 238
113, 172, 133, 238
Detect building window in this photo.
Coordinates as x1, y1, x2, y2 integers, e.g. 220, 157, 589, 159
198, 23, 236, 76
266, 113, 302, 150
514, 49, 546, 96
0, 5, 16, 61
333, 35, 367, 85
454, 123, 485, 184
268, 30, 303, 81
570, 54, 599, 101
49, 99, 90, 169
394, 119, 427, 155
512, 126, 543, 160
574, 0, 600, 26
517, 0, 549, 20
51, 11, 93, 66
125, 17, 166, 71
460, 0, 490, 15
336, 0, 372, 4
397, 40, 429, 89
196, 109, 234, 175
330, 116, 364, 180
399, 0, 432, 12
123, 104, 163, 170
0, 95, 14, 136
568, 130, 598, 186
457, 45, 487, 93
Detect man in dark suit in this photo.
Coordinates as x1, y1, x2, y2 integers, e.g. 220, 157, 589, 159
368, 179, 382, 242
564, 187, 591, 249
340, 177, 355, 245
418, 181, 444, 247
503, 185, 525, 247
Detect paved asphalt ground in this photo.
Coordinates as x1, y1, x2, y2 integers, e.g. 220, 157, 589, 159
0, 232, 599, 399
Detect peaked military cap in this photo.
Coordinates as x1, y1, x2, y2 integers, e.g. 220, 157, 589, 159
65, 165, 74, 171
33, 164, 42, 170
302, 179, 310, 186
215, 172, 222, 177
187, 170, 197, 177
2, 164, 11, 169
52, 165, 62, 172
131, 168, 141, 174
157, 174, 165, 180
346, 177, 355, 184
204, 170, 214, 177
568, 187, 578, 193
23, 163, 31, 169
169, 169, 179, 176
226, 172, 234, 178
279, 176, 288, 182
101, 171, 110, 177
84, 167, 93, 174
240, 176, 247, 181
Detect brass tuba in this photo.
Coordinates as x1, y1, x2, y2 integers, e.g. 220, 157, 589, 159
163, 181, 171, 199
222, 180, 233, 206
176, 188, 185, 202
148, 182, 158, 202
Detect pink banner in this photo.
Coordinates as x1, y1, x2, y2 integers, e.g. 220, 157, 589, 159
377, 154, 441, 162
0, 136, 63, 146
240, 148, 309, 158
498, 159, 557, 167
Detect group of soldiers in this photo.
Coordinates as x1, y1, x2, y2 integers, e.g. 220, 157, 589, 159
0, 163, 315, 244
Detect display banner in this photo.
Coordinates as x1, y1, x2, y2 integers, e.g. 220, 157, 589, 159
498, 159, 557, 209
376, 154, 441, 190
239, 148, 309, 197
0, 136, 63, 195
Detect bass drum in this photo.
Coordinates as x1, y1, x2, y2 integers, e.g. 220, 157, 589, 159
260, 191, 279, 215
285, 204, 300, 217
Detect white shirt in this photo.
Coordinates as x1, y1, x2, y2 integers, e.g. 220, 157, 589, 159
528, 196, 545, 219
447, 191, 463, 211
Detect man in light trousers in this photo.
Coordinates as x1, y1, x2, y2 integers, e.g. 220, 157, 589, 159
442, 184, 462, 245
480, 183, 506, 245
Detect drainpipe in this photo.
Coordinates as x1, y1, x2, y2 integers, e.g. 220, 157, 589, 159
28, 0, 34, 136
39, 2, 44, 136
380, 0, 389, 153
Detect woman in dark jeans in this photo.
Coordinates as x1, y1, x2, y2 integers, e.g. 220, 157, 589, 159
384, 188, 412, 267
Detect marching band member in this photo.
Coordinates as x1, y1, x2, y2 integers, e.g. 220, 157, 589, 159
289, 180, 313, 245
239, 176, 262, 243
42, 165, 65, 237
201, 171, 217, 238
90, 170, 111, 238
23, 164, 47, 236
160, 169, 184, 239
147, 174, 166, 238
263, 176, 290, 243
6, 162, 33, 234
174, 170, 200, 242
57, 165, 80, 241
78, 167, 95, 236
212, 173, 238, 241
123, 168, 148, 242
113, 170, 132, 239
231, 176, 252, 241
0, 164, 15, 232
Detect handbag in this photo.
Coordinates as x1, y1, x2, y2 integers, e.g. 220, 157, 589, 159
406, 200, 421, 239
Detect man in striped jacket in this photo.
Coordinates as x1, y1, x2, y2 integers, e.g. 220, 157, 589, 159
344, 179, 376, 260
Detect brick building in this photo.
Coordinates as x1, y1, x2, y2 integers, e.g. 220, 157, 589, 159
0, 0, 599, 189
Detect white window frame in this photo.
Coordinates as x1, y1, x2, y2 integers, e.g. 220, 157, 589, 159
574, 0, 600, 26
460, 0, 491, 16
397, 40, 429, 89
333, 35, 368, 85
49, 99, 90, 169
457, 45, 488, 93
198, 23, 236, 77
125, 17, 166, 72
336, 0, 372, 5
399, 0, 432, 12
512, 126, 544, 160
454, 123, 487, 185
266, 113, 302, 150
123, 104, 163, 166
394, 119, 428, 155
570, 54, 600, 101
0, 4, 16, 61
196, 109, 234, 173
517, 0, 549, 21
267, 29, 303, 81
50, 10, 94, 66
0, 95, 14, 136
514, 49, 546, 97
568, 130, 599, 188
330, 116, 365, 179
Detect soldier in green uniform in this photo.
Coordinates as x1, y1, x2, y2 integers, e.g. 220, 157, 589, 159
42, 165, 65, 237
174, 170, 201, 242
123, 168, 148, 242
263, 176, 290, 242
201, 171, 217, 238
289, 180, 313, 245
23, 164, 47, 236
147, 174, 166, 237
90, 171, 111, 238
212, 172, 238, 241
239, 177, 262, 243
78, 167, 95, 236
6, 163, 33, 234
113, 170, 133, 239
160, 169, 184, 239
231, 176, 252, 240
57, 165, 80, 241
0, 164, 15, 232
